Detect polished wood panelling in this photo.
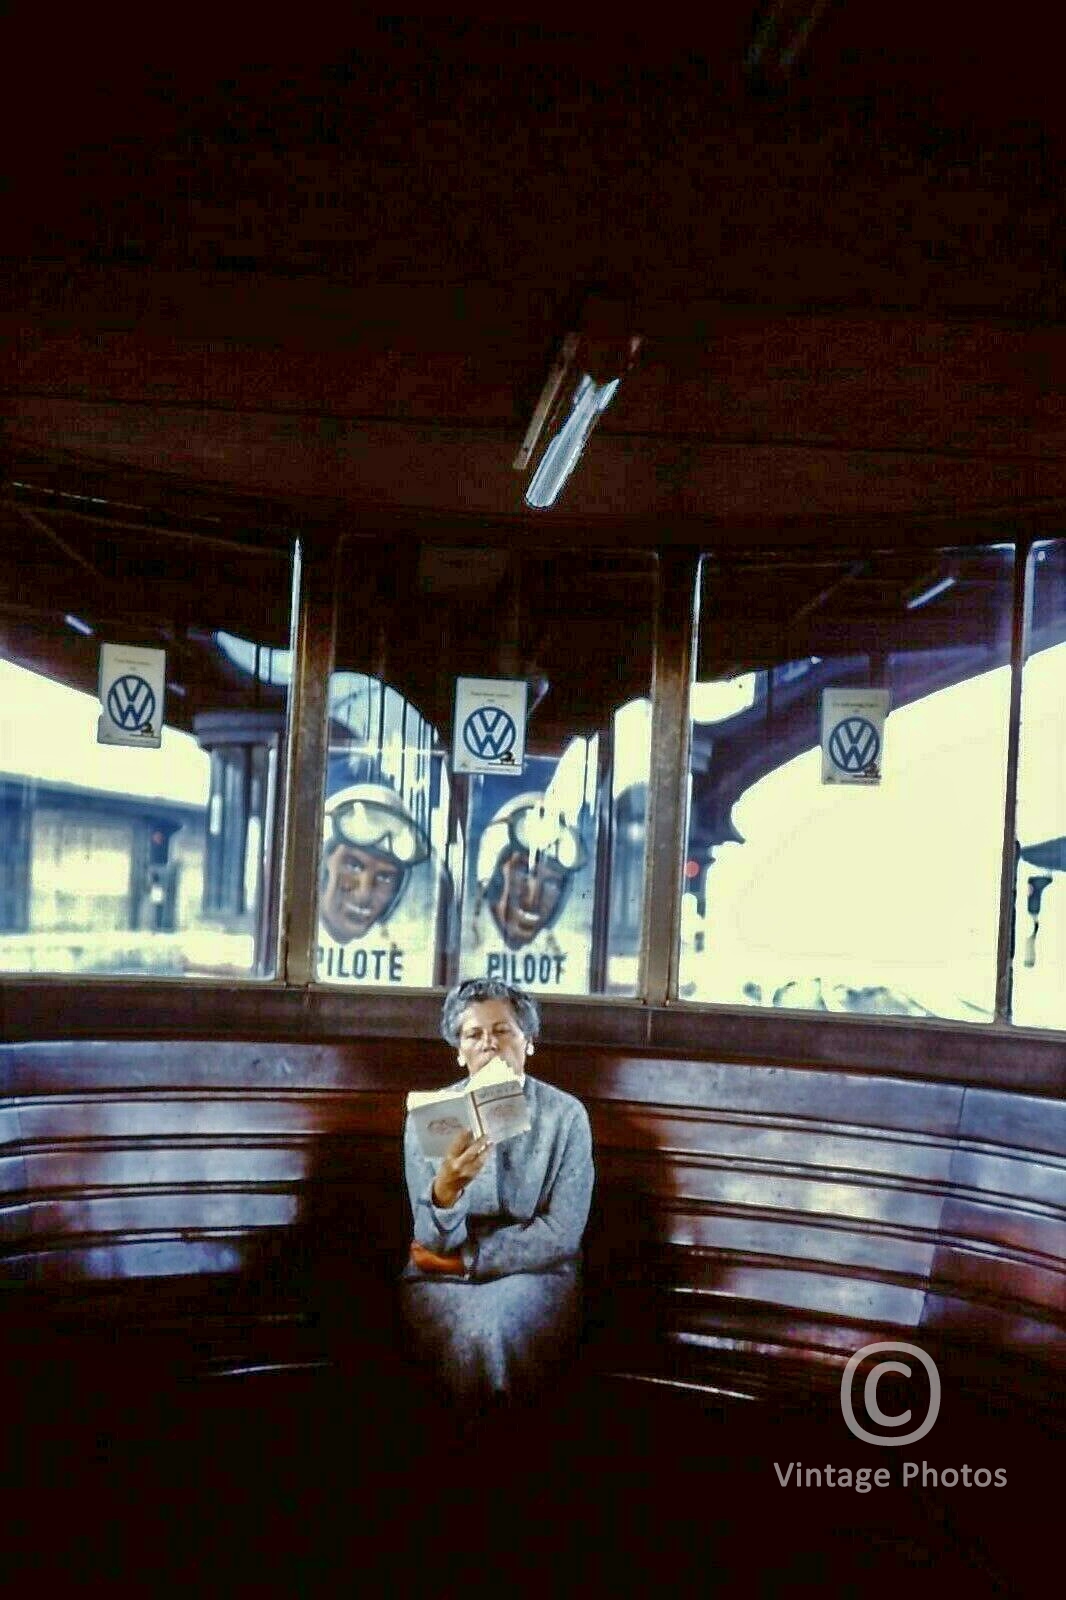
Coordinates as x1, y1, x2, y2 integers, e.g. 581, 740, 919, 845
12, 310, 1066, 522
3, 1036, 1062, 1405
3, 983, 1065, 1095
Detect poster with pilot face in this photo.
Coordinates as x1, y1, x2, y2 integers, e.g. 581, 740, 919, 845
459, 743, 600, 995
316, 676, 448, 987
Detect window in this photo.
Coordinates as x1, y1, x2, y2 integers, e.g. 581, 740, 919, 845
316, 670, 449, 986
682, 547, 1015, 1020
316, 540, 656, 994
0, 499, 296, 978
1011, 539, 1066, 1028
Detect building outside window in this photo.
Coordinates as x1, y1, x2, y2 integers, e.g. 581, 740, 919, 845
0, 500, 296, 978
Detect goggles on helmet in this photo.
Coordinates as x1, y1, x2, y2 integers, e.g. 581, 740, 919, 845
328, 796, 430, 867
507, 804, 588, 873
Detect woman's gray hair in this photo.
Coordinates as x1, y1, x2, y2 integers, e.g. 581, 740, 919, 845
440, 978, 541, 1046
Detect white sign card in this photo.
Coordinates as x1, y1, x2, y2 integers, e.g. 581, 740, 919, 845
97, 642, 166, 749
452, 677, 528, 776
821, 687, 890, 785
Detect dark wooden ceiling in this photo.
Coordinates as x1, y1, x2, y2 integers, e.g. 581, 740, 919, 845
5, 5, 1066, 532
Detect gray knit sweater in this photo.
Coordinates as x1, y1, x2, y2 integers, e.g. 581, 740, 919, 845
403, 1074, 594, 1280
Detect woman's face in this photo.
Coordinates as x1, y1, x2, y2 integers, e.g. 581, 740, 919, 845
455, 998, 529, 1078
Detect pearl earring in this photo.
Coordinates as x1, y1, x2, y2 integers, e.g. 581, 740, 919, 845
526, 1042, 534, 1056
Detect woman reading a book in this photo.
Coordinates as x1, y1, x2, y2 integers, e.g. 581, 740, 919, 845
400, 977, 594, 1405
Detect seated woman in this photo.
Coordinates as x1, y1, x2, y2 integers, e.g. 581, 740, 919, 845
400, 978, 594, 1406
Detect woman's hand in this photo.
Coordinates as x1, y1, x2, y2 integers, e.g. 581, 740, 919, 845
409, 1241, 464, 1274
432, 1128, 490, 1208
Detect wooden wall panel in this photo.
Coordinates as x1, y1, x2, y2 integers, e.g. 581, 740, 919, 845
19, 1146, 309, 1188
13, 1092, 401, 1142
663, 1214, 936, 1278
571, 1055, 965, 1132
2, 1037, 1063, 1403
592, 1107, 958, 1180
637, 1156, 945, 1227
957, 1087, 1066, 1157
938, 1197, 1063, 1263
10, 1238, 250, 1283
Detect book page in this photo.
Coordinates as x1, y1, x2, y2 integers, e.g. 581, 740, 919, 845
472, 1079, 531, 1144
406, 1091, 476, 1159
406, 1057, 525, 1157
464, 1057, 516, 1091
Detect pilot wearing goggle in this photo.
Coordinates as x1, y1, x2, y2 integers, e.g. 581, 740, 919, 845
476, 794, 588, 952
319, 782, 430, 944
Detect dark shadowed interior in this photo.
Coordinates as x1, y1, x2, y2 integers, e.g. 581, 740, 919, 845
2, 7, 1063, 1592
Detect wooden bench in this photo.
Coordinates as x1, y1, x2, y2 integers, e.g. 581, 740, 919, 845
3, 1036, 1064, 1425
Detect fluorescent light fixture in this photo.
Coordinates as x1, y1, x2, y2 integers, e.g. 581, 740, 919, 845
513, 333, 579, 472
516, 328, 641, 510
905, 575, 957, 610
64, 613, 93, 635
524, 373, 622, 509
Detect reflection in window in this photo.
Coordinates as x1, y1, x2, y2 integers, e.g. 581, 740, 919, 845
606, 697, 652, 994
1012, 540, 1066, 1028
0, 502, 296, 977
317, 672, 448, 986
318, 540, 655, 994
462, 740, 598, 991
682, 548, 1015, 1020
214, 631, 293, 687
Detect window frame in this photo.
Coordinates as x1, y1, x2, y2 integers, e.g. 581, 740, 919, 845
2, 482, 1064, 1081
675, 538, 1032, 1026
290, 533, 661, 999
0, 489, 301, 987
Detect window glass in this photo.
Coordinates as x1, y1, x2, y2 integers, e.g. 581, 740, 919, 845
682, 547, 1015, 1020
605, 696, 652, 995
316, 671, 449, 986
318, 540, 655, 994
1011, 539, 1066, 1028
0, 499, 296, 977
462, 741, 599, 992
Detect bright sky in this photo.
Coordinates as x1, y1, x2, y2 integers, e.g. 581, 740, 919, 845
691, 643, 1066, 1012
0, 658, 210, 806
2, 640, 1063, 1017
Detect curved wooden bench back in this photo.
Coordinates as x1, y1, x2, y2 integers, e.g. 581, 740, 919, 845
3, 1038, 1063, 1399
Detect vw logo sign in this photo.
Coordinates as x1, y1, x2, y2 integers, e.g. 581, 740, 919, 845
463, 705, 517, 762
828, 715, 880, 774
107, 674, 156, 732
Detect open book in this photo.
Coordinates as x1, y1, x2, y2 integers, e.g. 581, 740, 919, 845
406, 1057, 531, 1160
